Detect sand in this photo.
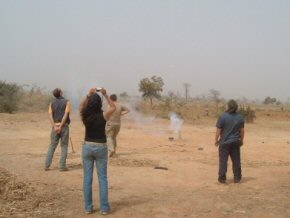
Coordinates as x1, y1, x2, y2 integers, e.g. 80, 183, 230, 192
1, 111, 290, 218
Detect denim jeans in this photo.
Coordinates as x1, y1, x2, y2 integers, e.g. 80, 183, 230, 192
82, 142, 110, 213
218, 141, 242, 180
45, 125, 69, 169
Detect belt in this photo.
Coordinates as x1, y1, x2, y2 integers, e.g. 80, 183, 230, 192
84, 141, 107, 146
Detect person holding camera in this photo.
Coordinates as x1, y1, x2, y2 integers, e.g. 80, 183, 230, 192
79, 87, 116, 215
45, 88, 71, 171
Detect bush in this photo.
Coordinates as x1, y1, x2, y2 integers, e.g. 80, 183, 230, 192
0, 81, 21, 113
0, 81, 52, 113
18, 85, 52, 112
239, 106, 256, 123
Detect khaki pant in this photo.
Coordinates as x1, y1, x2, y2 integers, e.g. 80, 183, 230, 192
106, 124, 121, 152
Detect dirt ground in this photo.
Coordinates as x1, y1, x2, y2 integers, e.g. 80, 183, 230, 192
1, 111, 290, 218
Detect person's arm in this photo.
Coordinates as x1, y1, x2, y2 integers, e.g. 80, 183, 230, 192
80, 88, 96, 112
121, 106, 130, 116
60, 101, 71, 129
240, 128, 245, 146
215, 128, 221, 146
48, 103, 61, 133
101, 88, 116, 121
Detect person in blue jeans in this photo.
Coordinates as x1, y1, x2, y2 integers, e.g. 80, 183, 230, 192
215, 99, 245, 184
45, 88, 71, 171
79, 87, 116, 215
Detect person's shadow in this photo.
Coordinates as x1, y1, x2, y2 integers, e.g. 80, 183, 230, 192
110, 197, 150, 213
230, 177, 256, 184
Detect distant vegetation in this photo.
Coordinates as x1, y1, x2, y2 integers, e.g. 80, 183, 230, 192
238, 106, 256, 123
263, 96, 281, 106
1, 78, 288, 125
135, 76, 290, 123
138, 76, 164, 107
0, 81, 20, 113
0, 80, 51, 113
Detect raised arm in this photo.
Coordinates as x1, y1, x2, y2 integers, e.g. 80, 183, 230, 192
100, 88, 116, 121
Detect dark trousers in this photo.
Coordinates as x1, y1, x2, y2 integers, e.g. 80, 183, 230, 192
218, 141, 242, 180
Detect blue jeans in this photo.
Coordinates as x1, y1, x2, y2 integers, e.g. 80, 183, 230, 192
45, 125, 69, 169
82, 142, 110, 213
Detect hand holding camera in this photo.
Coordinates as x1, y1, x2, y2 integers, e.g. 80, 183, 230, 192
96, 87, 108, 96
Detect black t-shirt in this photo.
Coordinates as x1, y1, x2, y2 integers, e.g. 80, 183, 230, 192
84, 113, 107, 143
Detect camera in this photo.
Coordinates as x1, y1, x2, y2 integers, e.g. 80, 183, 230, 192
96, 87, 102, 92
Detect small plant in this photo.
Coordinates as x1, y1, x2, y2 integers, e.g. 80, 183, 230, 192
239, 106, 256, 123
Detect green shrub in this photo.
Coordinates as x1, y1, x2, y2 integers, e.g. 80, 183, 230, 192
239, 106, 256, 123
0, 81, 21, 113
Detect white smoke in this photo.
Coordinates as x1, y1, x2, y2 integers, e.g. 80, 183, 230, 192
169, 112, 183, 139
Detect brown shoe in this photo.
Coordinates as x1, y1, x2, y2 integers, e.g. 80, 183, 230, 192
59, 167, 69, 172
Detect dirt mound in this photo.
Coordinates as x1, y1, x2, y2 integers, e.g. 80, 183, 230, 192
0, 167, 65, 218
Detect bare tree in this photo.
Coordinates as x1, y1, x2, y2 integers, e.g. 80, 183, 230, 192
209, 89, 221, 113
183, 83, 191, 102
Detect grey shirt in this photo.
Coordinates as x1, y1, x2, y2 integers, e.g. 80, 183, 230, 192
216, 112, 244, 146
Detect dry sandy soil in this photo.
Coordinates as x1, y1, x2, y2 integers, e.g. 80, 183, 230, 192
1, 111, 290, 218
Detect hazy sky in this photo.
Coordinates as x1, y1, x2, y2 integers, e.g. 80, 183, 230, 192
1, 1, 290, 101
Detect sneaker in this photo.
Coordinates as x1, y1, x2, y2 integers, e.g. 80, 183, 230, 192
44, 167, 50, 171
85, 209, 96, 214
101, 211, 110, 215
218, 178, 226, 184
59, 167, 69, 172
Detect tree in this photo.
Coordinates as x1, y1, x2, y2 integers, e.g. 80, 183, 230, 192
0, 80, 21, 113
239, 106, 256, 123
183, 83, 191, 102
209, 89, 221, 113
139, 76, 164, 107
120, 92, 129, 98
263, 96, 277, 105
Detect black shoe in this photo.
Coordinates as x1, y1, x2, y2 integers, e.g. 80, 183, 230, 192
218, 178, 226, 184
234, 178, 241, 183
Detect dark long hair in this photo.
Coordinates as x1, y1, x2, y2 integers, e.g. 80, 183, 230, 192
80, 93, 103, 126
227, 99, 238, 114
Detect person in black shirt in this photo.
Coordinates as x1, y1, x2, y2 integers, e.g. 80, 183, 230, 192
79, 87, 115, 215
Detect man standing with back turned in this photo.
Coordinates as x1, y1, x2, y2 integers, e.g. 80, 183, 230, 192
106, 94, 130, 157
215, 99, 244, 184
45, 88, 71, 171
